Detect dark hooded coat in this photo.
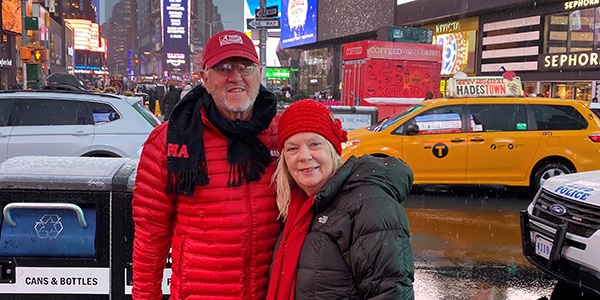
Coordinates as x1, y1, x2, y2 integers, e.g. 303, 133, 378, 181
285, 155, 415, 299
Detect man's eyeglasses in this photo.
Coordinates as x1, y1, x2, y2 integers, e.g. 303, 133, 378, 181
211, 63, 258, 76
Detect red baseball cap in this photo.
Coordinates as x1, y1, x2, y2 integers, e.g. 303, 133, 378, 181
202, 30, 259, 68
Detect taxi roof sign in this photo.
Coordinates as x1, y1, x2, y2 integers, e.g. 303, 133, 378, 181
446, 74, 523, 98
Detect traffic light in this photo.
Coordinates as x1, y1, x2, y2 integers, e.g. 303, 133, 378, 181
34, 49, 42, 61
20, 46, 31, 61
134, 59, 139, 65
28, 48, 48, 63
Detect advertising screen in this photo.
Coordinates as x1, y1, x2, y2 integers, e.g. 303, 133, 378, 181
2, 0, 23, 34
162, 0, 189, 71
280, 0, 317, 49
433, 30, 476, 76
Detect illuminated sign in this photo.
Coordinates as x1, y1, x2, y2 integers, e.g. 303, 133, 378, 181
280, 0, 317, 49
564, 0, 599, 10
447, 76, 523, 97
540, 51, 600, 70
435, 21, 460, 34
2, 0, 23, 34
265, 68, 291, 79
162, 0, 189, 69
166, 52, 185, 66
424, 18, 479, 75
342, 40, 442, 62
0, 58, 13, 67
65, 19, 103, 52
75, 65, 101, 71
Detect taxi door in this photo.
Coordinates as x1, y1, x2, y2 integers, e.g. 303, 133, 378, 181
400, 104, 468, 183
466, 103, 539, 183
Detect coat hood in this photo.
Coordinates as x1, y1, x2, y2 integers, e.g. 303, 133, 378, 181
315, 155, 414, 212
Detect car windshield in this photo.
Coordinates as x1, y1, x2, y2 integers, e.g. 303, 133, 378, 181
132, 102, 162, 127
369, 104, 426, 132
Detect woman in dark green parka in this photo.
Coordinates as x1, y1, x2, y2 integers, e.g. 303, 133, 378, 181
267, 99, 415, 300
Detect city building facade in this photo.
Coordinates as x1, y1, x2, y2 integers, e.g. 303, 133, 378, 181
284, 0, 600, 102
0, 0, 97, 88
104, 0, 137, 81
131, 0, 223, 85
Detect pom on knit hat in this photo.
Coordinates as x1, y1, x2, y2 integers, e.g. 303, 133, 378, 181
278, 99, 348, 155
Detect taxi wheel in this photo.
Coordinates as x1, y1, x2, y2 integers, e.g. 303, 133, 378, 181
532, 162, 572, 192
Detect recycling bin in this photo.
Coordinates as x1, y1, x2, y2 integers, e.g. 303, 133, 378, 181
0, 156, 148, 299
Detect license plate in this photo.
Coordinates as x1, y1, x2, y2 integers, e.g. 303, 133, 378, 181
535, 235, 553, 260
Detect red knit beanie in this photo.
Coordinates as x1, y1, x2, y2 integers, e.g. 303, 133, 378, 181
278, 99, 348, 155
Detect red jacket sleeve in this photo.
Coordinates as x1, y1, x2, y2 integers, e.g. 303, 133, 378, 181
131, 123, 174, 300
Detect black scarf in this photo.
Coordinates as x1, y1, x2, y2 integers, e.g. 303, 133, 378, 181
165, 85, 277, 196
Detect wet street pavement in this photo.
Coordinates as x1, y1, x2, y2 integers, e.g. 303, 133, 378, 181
405, 185, 556, 300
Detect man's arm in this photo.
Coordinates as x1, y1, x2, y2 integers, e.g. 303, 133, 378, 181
131, 125, 175, 300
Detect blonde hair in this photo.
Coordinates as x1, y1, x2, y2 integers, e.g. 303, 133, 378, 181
272, 139, 344, 220
103, 86, 118, 94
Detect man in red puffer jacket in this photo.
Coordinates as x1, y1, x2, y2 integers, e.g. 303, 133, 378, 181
131, 30, 281, 300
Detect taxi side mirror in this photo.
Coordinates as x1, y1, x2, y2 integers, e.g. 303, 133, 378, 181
407, 124, 420, 135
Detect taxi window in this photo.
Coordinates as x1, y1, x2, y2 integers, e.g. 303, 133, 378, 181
469, 104, 528, 132
401, 105, 463, 135
370, 104, 425, 132
531, 104, 587, 130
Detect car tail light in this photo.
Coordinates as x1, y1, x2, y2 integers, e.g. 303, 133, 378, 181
589, 134, 600, 142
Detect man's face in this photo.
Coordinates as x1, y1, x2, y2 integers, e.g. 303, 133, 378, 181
201, 58, 262, 121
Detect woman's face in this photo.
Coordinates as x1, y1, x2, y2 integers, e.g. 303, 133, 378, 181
283, 132, 335, 196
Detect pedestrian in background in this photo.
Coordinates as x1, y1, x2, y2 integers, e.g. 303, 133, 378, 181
180, 82, 193, 100
131, 29, 281, 300
161, 85, 180, 121
267, 99, 415, 300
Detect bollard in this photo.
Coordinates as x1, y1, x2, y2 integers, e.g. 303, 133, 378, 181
154, 100, 161, 117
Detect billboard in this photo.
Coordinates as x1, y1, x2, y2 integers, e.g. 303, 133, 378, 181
280, 0, 317, 49
2, 0, 23, 34
161, 0, 190, 71
434, 31, 476, 75
65, 19, 103, 52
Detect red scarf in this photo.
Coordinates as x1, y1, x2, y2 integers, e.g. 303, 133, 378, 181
267, 188, 315, 300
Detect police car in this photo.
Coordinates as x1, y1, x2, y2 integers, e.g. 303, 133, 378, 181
520, 170, 600, 298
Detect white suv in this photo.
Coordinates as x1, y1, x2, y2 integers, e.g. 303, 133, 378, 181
521, 171, 600, 298
0, 90, 161, 162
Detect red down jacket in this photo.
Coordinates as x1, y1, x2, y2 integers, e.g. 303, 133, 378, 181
132, 112, 281, 300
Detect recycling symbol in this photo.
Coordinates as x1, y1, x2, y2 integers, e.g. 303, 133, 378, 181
34, 214, 64, 240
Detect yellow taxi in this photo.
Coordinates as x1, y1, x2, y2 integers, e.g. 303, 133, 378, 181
342, 75, 600, 191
